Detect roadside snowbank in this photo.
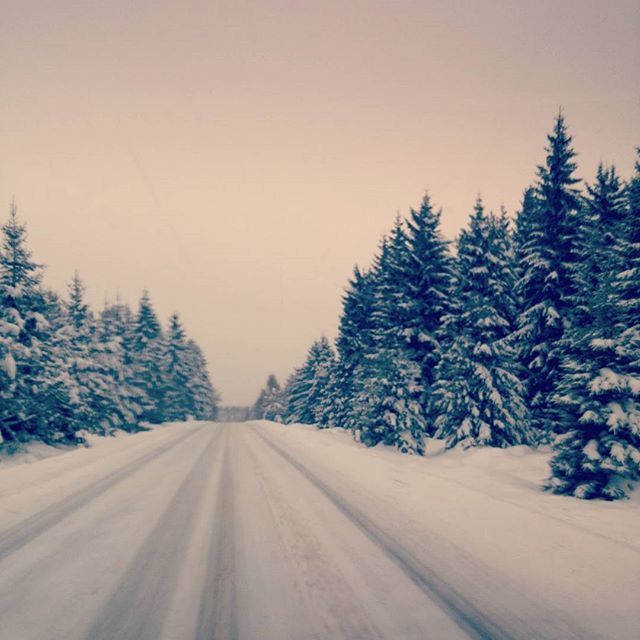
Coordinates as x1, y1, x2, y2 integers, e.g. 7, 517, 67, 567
0, 423, 194, 533
0, 426, 160, 468
253, 420, 640, 638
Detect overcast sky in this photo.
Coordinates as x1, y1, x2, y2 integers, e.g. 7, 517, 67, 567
1, 0, 639, 405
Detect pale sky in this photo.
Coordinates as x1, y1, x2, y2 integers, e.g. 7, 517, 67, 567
1, 1, 639, 405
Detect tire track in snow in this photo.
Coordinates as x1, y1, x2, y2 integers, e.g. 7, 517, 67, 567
253, 428, 515, 640
195, 425, 238, 640
243, 433, 387, 640
0, 423, 206, 563
84, 426, 222, 640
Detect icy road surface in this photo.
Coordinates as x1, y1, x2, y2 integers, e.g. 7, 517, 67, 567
0, 421, 638, 640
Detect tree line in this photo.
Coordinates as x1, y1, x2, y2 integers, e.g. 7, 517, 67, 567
0, 206, 219, 448
252, 113, 640, 501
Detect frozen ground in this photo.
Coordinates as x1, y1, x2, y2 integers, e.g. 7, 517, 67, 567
0, 420, 638, 640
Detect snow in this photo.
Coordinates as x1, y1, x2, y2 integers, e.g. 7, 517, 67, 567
583, 439, 601, 461
0, 420, 638, 639
2, 352, 16, 380
253, 421, 640, 639
0, 441, 77, 467
0, 428, 140, 468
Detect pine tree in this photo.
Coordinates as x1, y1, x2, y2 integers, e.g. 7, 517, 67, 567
370, 217, 414, 353
284, 337, 336, 425
251, 374, 285, 421
131, 290, 167, 424
547, 160, 640, 499
515, 112, 582, 437
352, 350, 425, 453
0, 204, 219, 445
0, 204, 77, 444
403, 193, 453, 428
162, 313, 193, 421
432, 199, 530, 448
332, 266, 377, 429
97, 301, 142, 430
65, 272, 116, 435
614, 149, 640, 327
183, 339, 219, 420
353, 218, 428, 452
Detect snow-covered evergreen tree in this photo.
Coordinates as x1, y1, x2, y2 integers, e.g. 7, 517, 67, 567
183, 339, 219, 420
332, 266, 377, 429
0, 204, 77, 444
547, 160, 640, 499
251, 374, 285, 421
284, 337, 336, 425
353, 218, 428, 452
31, 290, 80, 443
352, 350, 425, 453
162, 313, 193, 421
514, 112, 582, 437
65, 272, 121, 435
98, 301, 142, 431
432, 199, 530, 448
0, 203, 220, 445
130, 290, 167, 424
402, 193, 453, 428
612, 149, 640, 329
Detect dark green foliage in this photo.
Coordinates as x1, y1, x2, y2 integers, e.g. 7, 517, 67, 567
0, 204, 219, 448
514, 112, 582, 436
283, 337, 336, 426
130, 291, 167, 424
432, 200, 530, 448
403, 194, 454, 411
547, 162, 640, 499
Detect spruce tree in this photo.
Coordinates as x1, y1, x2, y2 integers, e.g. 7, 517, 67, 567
183, 339, 219, 420
97, 301, 142, 431
614, 149, 640, 327
162, 313, 193, 421
515, 112, 582, 437
352, 350, 425, 453
403, 193, 453, 428
432, 200, 530, 448
333, 266, 377, 429
251, 374, 285, 421
0, 204, 77, 444
131, 290, 167, 423
284, 337, 336, 425
353, 218, 428, 452
65, 272, 121, 435
547, 160, 640, 498
31, 290, 81, 443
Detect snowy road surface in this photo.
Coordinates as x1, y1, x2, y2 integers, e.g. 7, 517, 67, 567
0, 421, 638, 640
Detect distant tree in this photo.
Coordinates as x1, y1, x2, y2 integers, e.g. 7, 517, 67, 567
252, 373, 285, 421
184, 339, 220, 420
130, 290, 167, 423
0, 202, 219, 446
65, 272, 124, 435
162, 313, 193, 421
98, 301, 143, 431
284, 337, 336, 425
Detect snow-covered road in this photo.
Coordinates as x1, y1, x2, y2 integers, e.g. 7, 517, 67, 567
0, 421, 638, 640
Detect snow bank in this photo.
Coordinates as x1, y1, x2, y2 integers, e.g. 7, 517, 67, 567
252, 420, 640, 639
